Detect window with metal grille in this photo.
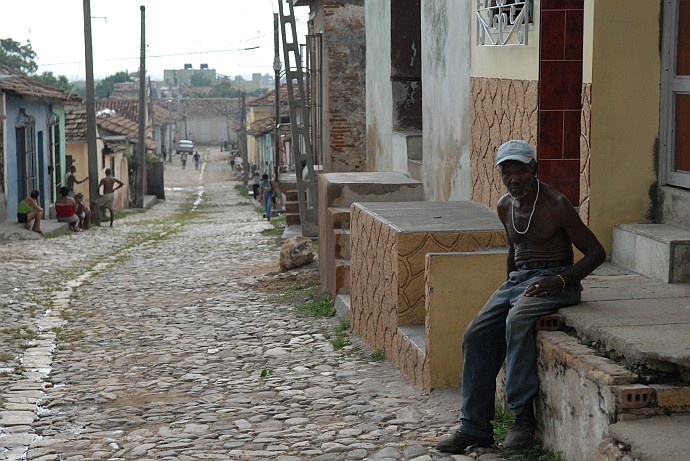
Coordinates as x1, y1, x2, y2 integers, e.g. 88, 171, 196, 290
477, 0, 533, 46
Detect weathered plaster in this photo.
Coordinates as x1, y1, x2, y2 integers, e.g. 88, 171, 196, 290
365, 0, 393, 172
421, 0, 472, 201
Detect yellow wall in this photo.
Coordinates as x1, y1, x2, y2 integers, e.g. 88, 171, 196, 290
65, 144, 90, 201
246, 107, 271, 167
470, 0, 541, 80
588, 0, 660, 252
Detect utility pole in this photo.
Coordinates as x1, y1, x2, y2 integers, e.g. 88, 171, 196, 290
83, 0, 100, 225
136, 5, 146, 208
273, 14, 282, 184
239, 91, 248, 187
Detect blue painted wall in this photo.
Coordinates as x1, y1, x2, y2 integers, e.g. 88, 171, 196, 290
5, 95, 55, 218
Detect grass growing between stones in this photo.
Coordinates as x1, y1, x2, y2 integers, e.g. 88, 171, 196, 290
327, 320, 351, 350
370, 349, 385, 362
493, 403, 564, 461
295, 293, 335, 318
280, 283, 321, 300
234, 184, 250, 198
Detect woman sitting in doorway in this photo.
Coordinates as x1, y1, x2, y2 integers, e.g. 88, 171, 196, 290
17, 189, 43, 235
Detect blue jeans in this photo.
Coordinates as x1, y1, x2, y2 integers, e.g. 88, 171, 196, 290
263, 193, 272, 220
459, 266, 581, 437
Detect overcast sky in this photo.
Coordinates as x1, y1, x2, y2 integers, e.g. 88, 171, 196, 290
2, 0, 308, 81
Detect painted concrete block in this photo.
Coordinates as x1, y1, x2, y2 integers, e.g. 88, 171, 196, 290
318, 172, 424, 296
612, 223, 690, 283
423, 250, 507, 389
350, 201, 508, 388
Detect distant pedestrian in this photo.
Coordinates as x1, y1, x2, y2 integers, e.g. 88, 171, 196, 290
193, 151, 201, 170
223, 140, 228, 152
181, 152, 188, 170
94, 169, 125, 228
259, 174, 275, 222
17, 189, 43, 235
66, 165, 88, 197
252, 171, 260, 200
161, 146, 167, 162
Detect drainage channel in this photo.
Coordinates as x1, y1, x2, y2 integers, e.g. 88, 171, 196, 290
0, 261, 113, 460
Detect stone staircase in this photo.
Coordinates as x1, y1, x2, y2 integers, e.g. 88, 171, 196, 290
317, 172, 424, 300
612, 223, 690, 283
342, 196, 690, 460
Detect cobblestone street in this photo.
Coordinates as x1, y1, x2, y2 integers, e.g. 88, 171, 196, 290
0, 149, 476, 461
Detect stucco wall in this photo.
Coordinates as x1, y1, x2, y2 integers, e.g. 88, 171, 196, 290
5, 96, 52, 218
588, 0, 660, 252
421, 0, 473, 201
365, 0, 393, 172
470, 0, 541, 80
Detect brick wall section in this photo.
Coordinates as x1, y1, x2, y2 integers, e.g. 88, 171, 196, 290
323, 1, 367, 172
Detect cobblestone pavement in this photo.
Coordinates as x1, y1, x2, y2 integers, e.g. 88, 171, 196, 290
0, 149, 500, 461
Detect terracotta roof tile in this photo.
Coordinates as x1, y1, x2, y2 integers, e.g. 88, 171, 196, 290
0, 64, 78, 102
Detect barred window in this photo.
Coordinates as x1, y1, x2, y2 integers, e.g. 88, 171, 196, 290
476, 0, 533, 47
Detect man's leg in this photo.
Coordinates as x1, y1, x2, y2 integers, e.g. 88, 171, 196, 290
108, 207, 114, 227
502, 269, 581, 448
459, 284, 515, 436
437, 279, 517, 453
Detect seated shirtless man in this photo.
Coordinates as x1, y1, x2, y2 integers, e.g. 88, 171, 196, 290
436, 140, 606, 453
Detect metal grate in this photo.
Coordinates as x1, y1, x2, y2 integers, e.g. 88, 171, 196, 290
476, 0, 531, 46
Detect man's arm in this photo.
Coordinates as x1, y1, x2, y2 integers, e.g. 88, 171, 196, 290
558, 201, 606, 287
528, 198, 605, 296
77, 176, 89, 184
114, 178, 125, 191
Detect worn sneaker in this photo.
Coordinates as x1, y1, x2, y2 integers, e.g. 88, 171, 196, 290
502, 404, 536, 449
436, 430, 494, 453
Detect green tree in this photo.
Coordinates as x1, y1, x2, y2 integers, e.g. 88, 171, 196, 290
96, 70, 133, 98
207, 80, 238, 98
33, 71, 74, 94
190, 72, 213, 87
0, 38, 38, 75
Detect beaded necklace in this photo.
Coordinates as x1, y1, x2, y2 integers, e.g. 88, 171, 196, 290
511, 179, 540, 235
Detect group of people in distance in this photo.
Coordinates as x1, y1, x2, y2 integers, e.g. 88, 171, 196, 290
17, 167, 124, 235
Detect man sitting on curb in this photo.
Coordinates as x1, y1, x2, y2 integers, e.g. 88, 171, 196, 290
436, 140, 605, 453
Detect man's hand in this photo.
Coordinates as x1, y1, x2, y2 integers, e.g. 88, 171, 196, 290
524, 276, 564, 297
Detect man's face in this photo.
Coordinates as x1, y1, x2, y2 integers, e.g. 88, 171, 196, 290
498, 160, 536, 199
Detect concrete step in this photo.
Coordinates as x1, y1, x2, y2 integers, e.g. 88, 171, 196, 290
285, 201, 300, 214
612, 223, 690, 283
334, 293, 350, 322
598, 414, 690, 460
328, 206, 351, 230
334, 229, 350, 259
285, 212, 301, 225
335, 258, 350, 295
284, 189, 299, 202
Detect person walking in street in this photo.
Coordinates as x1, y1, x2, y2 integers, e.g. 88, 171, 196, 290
181, 152, 188, 170
17, 189, 43, 235
193, 151, 201, 170
161, 145, 167, 163
259, 173, 274, 222
94, 169, 125, 228
66, 165, 88, 197
436, 140, 606, 454
56, 186, 81, 232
